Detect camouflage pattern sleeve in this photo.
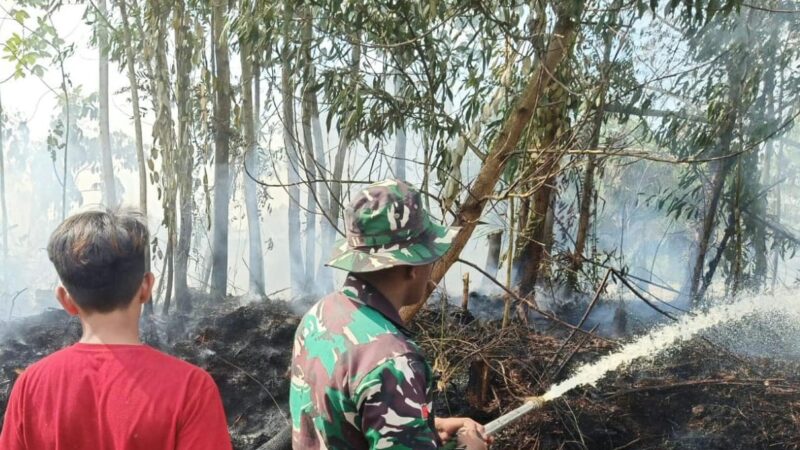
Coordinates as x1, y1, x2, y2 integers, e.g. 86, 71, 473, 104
354, 353, 440, 450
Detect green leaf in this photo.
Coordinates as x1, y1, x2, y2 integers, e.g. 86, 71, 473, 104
12, 9, 29, 25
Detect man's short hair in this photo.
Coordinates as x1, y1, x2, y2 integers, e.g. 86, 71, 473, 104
47, 208, 149, 313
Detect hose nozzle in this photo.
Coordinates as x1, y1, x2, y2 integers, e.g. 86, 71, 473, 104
484, 396, 547, 436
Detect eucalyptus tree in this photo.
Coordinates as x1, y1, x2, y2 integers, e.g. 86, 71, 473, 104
144, 0, 180, 311
97, 0, 117, 208
0, 92, 7, 259
210, 0, 233, 298
172, 0, 196, 312
2, 5, 73, 219
280, 0, 306, 294
236, 0, 267, 296
621, 3, 800, 303
116, 0, 149, 246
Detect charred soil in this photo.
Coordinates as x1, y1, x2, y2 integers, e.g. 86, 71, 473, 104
1, 297, 799, 449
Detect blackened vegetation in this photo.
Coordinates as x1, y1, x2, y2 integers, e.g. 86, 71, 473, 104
171, 301, 296, 449
0, 309, 81, 431
0, 295, 295, 450
411, 300, 800, 450
2, 296, 800, 449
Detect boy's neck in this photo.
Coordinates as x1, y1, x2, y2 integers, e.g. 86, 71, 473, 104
78, 305, 142, 345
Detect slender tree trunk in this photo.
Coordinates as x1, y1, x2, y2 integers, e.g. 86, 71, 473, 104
211, 0, 232, 298
729, 163, 744, 295
318, 35, 361, 292
98, 0, 116, 208
752, 66, 776, 287
570, 1, 620, 288
0, 92, 6, 259
282, 0, 304, 294
173, 0, 194, 312
300, 7, 317, 287
310, 95, 328, 211
515, 154, 560, 298
149, 0, 179, 313
770, 70, 786, 289
118, 0, 152, 315
771, 147, 783, 288
570, 156, 595, 278
401, 3, 582, 323
394, 72, 407, 180
310, 93, 332, 288
60, 70, 70, 220
689, 160, 730, 302
698, 207, 735, 300
688, 63, 742, 305
118, 0, 146, 215
161, 236, 174, 315
482, 230, 502, 289
514, 54, 570, 298
240, 37, 266, 296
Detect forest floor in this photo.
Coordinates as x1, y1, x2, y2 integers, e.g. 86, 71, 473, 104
1, 292, 799, 450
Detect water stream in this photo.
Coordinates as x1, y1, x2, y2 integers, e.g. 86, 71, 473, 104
541, 290, 799, 402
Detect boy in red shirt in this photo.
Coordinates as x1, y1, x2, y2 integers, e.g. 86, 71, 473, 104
0, 209, 232, 450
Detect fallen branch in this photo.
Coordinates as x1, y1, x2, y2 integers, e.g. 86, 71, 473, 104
604, 378, 789, 399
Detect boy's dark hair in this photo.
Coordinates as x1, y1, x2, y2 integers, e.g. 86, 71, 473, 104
47, 208, 149, 313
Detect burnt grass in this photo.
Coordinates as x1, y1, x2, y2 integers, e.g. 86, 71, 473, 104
2, 294, 800, 450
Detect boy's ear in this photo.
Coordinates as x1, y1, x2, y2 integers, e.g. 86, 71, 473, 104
139, 272, 155, 304
55, 286, 80, 316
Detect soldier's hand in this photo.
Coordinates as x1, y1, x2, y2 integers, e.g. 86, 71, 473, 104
436, 417, 491, 448
455, 427, 489, 450
435, 417, 485, 442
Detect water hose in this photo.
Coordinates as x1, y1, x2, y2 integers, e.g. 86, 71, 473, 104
261, 396, 547, 449
484, 396, 546, 436
256, 424, 292, 450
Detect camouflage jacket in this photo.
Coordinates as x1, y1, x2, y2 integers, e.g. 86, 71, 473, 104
290, 276, 440, 449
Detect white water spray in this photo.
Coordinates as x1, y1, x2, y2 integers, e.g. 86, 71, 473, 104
485, 290, 800, 436
542, 290, 799, 401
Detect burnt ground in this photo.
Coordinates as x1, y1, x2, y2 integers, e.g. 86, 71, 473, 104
1, 294, 799, 450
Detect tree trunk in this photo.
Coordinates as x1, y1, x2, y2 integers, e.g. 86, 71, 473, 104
0, 91, 6, 259
98, 0, 116, 208
148, 0, 179, 313
481, 230, 502, 288
698, 207, 735, 300
311, 93, 333, 289
688, 63, 742, 305
401, 3, 582, 323
210, 0, 232, 298
570, 156, 595, 281
688, 159, 730, 303
282, 0, 304, 294
60, 72, 70, 220
318, 35, 361, 293
752, 65, 776, 288
161, 234, 175, 315
300, 7, 317, 288
118, 0, 152, 315
569, 0, 620, 288
771, 147, 783, 288
240, 37, 266, 296
515, 155, 560, 298
118, 0, 146, 216
310, 95, 328, 211
394, 72, 407, 180
173, 0, 194, 312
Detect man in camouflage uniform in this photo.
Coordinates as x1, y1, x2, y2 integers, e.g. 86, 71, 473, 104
290, 179, 489, 450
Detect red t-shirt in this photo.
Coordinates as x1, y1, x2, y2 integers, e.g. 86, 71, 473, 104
0, 343, 232, 450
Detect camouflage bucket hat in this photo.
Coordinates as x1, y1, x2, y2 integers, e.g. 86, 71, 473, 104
326, 179, 459, 273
